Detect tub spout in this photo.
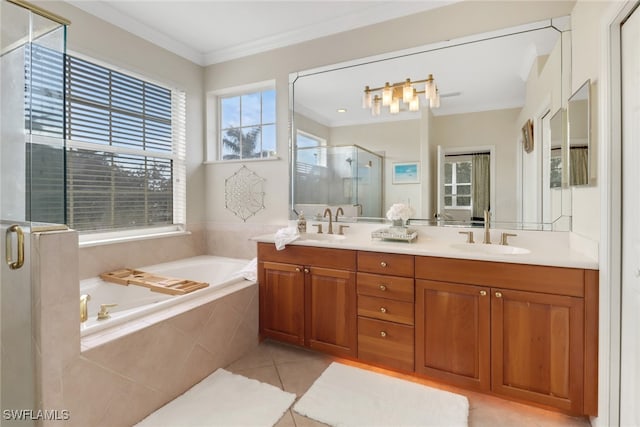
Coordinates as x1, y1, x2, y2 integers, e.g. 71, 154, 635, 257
97, 303, 118, 321
80, 294, 91, 323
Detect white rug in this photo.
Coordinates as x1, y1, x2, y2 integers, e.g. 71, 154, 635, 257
293, 362, 469, 427
135, 368, 295, 427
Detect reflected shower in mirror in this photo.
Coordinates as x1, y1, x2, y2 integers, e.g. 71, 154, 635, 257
568, 79, 590, 186
290, 17, 571, 230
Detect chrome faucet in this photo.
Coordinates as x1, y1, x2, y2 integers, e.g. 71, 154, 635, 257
335, 207, 344, 222
483, 209, 491, 244
80, 294, 91, 323
323, 208, 334, 234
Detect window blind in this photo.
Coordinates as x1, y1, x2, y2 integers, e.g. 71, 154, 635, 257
65, 55, 186, 232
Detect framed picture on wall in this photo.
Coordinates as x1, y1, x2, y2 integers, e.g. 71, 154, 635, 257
392, 162, 420, 184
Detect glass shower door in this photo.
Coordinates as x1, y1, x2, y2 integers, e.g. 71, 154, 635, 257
1, 1, 66, 424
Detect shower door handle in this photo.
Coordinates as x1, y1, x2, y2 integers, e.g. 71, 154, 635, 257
6, 224, 25, 270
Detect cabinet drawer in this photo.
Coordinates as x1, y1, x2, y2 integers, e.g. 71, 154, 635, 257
357, 273, 414, 302
358, 251, 414, 277
358, 295, 414, 325
358, 317, 414, 372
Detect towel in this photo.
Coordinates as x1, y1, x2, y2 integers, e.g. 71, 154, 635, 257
274, 227, 299, 250
239, 258, 257, 281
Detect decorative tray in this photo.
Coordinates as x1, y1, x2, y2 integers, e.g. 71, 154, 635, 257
371, 227, 418, 243
99, 269, 209, 295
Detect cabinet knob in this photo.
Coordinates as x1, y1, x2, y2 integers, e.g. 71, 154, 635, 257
380, 331, 387, 338
304, 268, 310, 274
380, 261, 387, 268
379, 284, 387, 291
295, 267, 301, 272
495, 291, 503, 298
480, 290, 487, 296
380, 307, 387, 313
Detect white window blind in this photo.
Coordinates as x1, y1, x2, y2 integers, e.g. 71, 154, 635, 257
65, 55, 186, 233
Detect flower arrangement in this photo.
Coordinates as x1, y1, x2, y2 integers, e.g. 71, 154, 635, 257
386, 203, 415, 222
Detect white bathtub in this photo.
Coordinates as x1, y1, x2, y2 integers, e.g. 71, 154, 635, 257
80, 255, 255, 337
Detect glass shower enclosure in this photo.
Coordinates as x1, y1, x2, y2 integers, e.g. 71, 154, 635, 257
1, 0, 67, 423
294, 144, 383, 219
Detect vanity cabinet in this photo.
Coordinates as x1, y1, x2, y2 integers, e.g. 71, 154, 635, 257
356, 251, 415, 372
257, 243, 598, 416
415, 256, 599, 416
257, 243, 357, 358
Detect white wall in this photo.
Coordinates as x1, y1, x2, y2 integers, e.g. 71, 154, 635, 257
203, 1, 577, 226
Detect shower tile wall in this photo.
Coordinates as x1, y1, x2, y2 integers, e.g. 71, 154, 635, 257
33, 230, 258, 427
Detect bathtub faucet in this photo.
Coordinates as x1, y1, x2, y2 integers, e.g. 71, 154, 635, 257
80, 294, 91, 323
97, 303, 118, 321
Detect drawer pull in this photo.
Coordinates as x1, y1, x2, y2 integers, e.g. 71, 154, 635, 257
495, 291, 503, 298
379, 284, 387, 291
380, 331, 387, 337
380, 261, 387, 268
380, 307, 387, 313
480, 290, 487, 296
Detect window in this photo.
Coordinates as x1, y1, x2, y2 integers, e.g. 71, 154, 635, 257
444, 158, 472, 209
26, 52, 185, 234
296, 130, 326, 167
550, 147, 562, 188
219, 88, 275, 160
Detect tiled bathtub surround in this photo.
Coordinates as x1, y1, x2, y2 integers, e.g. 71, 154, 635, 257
33, 230, 259, 427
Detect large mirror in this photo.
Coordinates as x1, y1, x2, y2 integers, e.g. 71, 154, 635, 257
291, 17, 571, 229
568, 79, 590, 186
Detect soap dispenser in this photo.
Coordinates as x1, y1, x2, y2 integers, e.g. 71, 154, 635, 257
297, 211, 307, 233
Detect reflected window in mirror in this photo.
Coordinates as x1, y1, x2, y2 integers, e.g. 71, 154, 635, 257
568, 80, 590, 186
550, 148, 562, 188
296, 131, 327, 167
217, 86, 276, 161
444, 157, 472, 209
442, 152, 490, 223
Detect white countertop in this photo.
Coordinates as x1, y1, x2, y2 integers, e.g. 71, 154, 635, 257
252, 222, 599, 270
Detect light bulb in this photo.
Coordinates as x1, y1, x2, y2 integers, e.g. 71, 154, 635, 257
430, 88, 440, 108
372, 95, 381, 116
409, 90, 420, 112
402, 79, 413, 104
382, 82, 392, 106
390, 97, 400, 114
362, 86, 372, 109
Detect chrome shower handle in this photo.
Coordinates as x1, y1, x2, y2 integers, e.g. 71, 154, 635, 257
5, 224, 25, 270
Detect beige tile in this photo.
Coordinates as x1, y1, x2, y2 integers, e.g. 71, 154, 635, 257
276, 357, 332, 398
274, 409, 297, 427
197, 302, 243, 355
174, 344, 225, 393
230, 364, 282, 389
226, 340, 275, 371
291, 411, 330, 427
266, 340, 329, 365
166, 301, 216, 336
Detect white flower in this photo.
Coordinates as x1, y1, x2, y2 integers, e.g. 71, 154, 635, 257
386, 203, 415, 221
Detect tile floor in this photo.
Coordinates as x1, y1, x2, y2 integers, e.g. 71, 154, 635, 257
225, 339, 592, 427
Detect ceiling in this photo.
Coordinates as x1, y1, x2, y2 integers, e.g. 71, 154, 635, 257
67, 1, 457, 66
294, 19, 563, 126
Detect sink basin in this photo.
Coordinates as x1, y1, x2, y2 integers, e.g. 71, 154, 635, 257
299, 233, 347, 242
449, 243, 531, 255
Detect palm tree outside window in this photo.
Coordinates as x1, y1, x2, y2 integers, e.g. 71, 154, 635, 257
219, 89, 276, 160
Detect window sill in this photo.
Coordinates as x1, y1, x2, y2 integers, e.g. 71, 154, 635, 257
79, 228, 191, 248
204, 156, 281, 165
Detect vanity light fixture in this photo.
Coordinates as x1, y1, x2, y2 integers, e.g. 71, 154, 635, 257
363, 74, 440, 116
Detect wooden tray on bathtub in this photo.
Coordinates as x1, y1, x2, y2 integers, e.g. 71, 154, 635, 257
99, 269, 209, 295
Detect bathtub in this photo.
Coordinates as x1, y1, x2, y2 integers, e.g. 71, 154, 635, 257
80, 255, 255, 337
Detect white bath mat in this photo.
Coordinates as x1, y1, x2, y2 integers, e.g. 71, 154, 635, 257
293, 362, 469, 427
135, 368, 295, 427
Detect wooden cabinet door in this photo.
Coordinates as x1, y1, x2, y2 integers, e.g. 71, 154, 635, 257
415, 280, 490, 391
259, 261, 305, 346
305, 266, 357, 358
491, 288, 584, 415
